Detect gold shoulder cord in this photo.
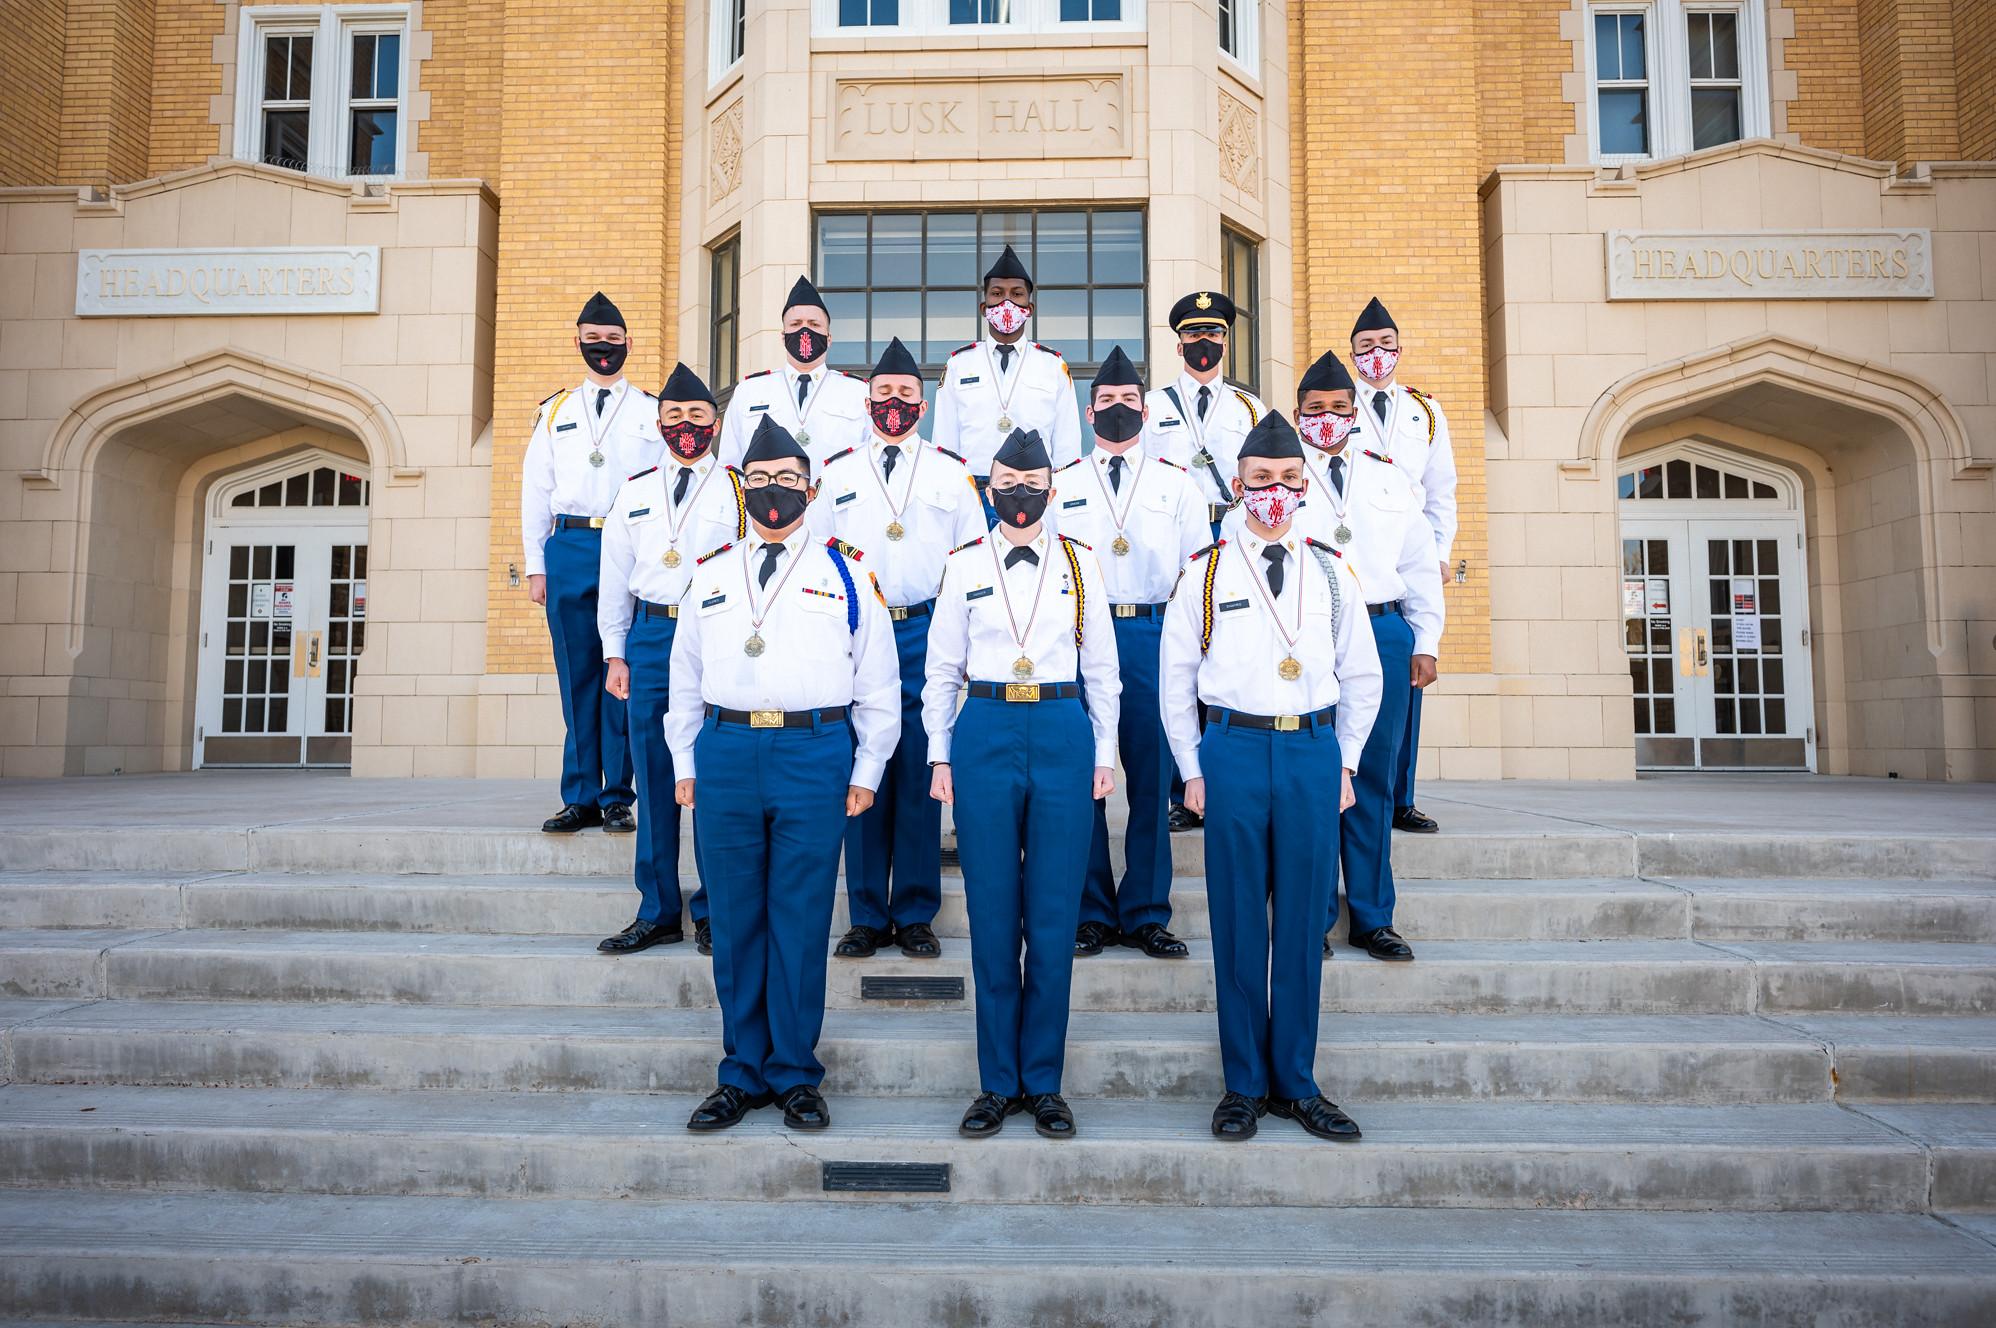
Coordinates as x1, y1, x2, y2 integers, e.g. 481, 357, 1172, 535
1232, 390, 1259, 426
1198, 550, 1221, 654
728, 470, 747, 540
1059, 538, 1086, 646
1404, 388, 1439, 448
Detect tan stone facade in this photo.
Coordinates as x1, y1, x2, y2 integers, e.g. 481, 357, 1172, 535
1, 0, 1990, 779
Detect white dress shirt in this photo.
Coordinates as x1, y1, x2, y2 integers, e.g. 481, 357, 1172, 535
1358, 379, 1458, 564
930, 338, 1084, 474
717, 365, 870, 469
810, 435, 988, 607
519, 379, 664, 576
1159, 526, 1383, 778
921, 530, 1121, 767
1050, 445, 1211, 606
596, 455, 749, 659
1141, 371, 1269, 509
664, 528, 901, 789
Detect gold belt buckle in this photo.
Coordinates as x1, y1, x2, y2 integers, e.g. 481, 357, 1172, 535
749, 709, 785, 728
889, 607, 909, 621
1004, 683, 1040, 703
1113, 605, 1136, 618
665, 605, 678, 618
1274, 715, 1301, 732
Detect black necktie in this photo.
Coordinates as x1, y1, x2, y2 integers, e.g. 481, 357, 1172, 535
1197, 385, 1211, 421
996, 344, 1014, 372
1004, 544, 1038, 569
672, 465, 693, 507
1261, 543, 1287, 598
797, 374, 811, 409
1108, 454, 1124, 493
758, 541, 783, 588
1327, 454, 1346, 497
596, 387, 610, 416
1372, 390, 1389, 422
881, 444, 901, 483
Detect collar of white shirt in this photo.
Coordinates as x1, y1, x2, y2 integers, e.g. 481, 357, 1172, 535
996, 529, 1049, 564
983, 338, 1027, 371
1092, 444, 1145, 475
580, 377, 628, 399
1176, 370, 1223, 403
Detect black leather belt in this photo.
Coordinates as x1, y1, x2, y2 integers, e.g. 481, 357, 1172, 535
889, 600, 934, 622
1368, 601, 1403, 617
1206, 704, 1337, 734
554, 515, 605, 531
706, 704, 847, 728
967, 681, 1080, 703
1112, 603, 1167, 619
639, 600, 678, 619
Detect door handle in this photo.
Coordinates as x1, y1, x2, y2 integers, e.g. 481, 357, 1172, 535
1692, 628, 1709, 676
308, 631, 323, 677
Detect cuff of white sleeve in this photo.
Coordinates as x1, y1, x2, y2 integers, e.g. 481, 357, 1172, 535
1173, 747, 1203, 782
849, 758, 885, 792
601, 634, 628, 661
1093, 740, 1118, 769
927, 735, 953, 764
1412, 631, 1441, 657
1339, 741, 1365, 774
525, 559, 547, 578
670, 749, 696, 780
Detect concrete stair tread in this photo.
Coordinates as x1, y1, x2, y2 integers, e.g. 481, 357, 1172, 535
1857, 1103, 1996, 1148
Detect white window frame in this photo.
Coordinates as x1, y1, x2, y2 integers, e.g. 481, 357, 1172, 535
1219, 0, 1258, 74
807, 0, 1146, 41
234, 5, 412, 181
1584, 0, 1767, 165
710, 0, 746, 86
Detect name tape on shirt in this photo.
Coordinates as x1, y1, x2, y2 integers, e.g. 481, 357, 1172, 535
701, 594, 727, 608
959, 376, 980, 385
835, 492, 857, 504
1219, 598, 1250, 613
966, 586, 995, 601
627, 507, 651, 519
556, 422, 578, 431
1062, 498, 1087, 509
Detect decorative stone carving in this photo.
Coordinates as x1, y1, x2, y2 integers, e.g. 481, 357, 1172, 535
830, 73, 1129, 162
711, 100, 744, 201
76, 248, 381, 316
1217, 89, 1259, 194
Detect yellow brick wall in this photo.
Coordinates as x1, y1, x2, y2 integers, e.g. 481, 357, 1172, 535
1785, 1, 1868, 156
1955, 0, 1995, 161
484, 1, 683, 673
419, 0, 504, 181
1859, 0, 1963, 162
0, 0, 69, 187
146, 0, 232, 177
1480, 1, 1578, 168
55, 0, 156, 187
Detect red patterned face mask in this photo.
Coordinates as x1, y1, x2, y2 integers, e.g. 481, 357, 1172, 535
1297, 410, 1357, 453
1353, 345, 1399, 382
1239, 481, 1303, 529
784, 327, 828, 365
869, 396, 921, 438
984, 300, 1029, 336
661, 420, 716, 460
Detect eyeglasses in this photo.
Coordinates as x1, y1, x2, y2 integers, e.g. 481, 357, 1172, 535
743, 472, 810, 490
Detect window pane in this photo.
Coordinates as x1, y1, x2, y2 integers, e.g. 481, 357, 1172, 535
1092, 211, 1143, 284
1753, 480, 1777, 499
925, 290, 976, 362
1686, 13, 1712, 80
980, 213, 1032, 276
376, 34, 400, 97
276, 545, 294, 578
823, 291, 867, 369
262, 110, 310, 170
1061, 0, 1088, 16
338, 472, 364, 505
842, 0, 869, 23
313, 467, 335, 505
1036, 212, 1088, 286
817, 215, 869, 288
925, 214, 977, 287
1666, 458, 1691, 498
1034, 288, 1089, 361
1724, 470, 1749, 498
1094, 0, 1120, 16
1763, 698, 1785, 733
284, 472, 308, 506
1691, 89, 1741, 150
1595, 14, 1620, 81
1618, 14, 1646, 79
1632, 697, 1650, 734
1653, 697, 1676, 733
1696, 464, 1720, 498
1618, 472, 1636, 499
1637, 465, 1662, 498
290, 34, 314, 100
349, 109, 397, 175
1622, 539, 1643, 576
1091, 287, 1142, 361
1598, 90, 1649, 156
1709, 12, 1738, 78
872, 214, 923, 287
875, 0, 899, 20
1219, 0, 1236, 54
1646, 539, 1668, 574
266, 36, 290, 100
1714, 697, 1736, 734
871, 289, 921, 361
352, 34, 376, 98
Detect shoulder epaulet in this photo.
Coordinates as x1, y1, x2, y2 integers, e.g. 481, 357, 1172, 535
1156, 457, 1187, 471
932, 445, 967, 464
949, 536, 986, 554
1055, 457, 1085, 473
1404, 386, 1433, 406
539, 389, 563, 406
1361, 448, 1394, 466
743, 369, 772, 381
836, 369, 859, 379
1189, 540, 1224, 560
827, 537, 865, 561
1034, 343, 1062, 358
628, 466, 658, 481
1304, 537, 1344, 556
1058, 533, 1091, 551
1232, 390, 1260, 425
695, 542, 734, 565
641, 388, 657, 400
820, 446, 856, 467
950, 344, 977, 357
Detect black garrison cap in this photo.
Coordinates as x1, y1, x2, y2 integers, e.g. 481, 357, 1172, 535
1350, 296, 1397, 338
981, 244, 1034, 292
658, 361, 715, 406
784, 275, 828, 314
743, 415, 811, 467
991, 427, 1051, 472
577, 291, 625, 328
1296, 348, 1356, 398
1091, 345, 1143, 391
1236, 410, 1304, 461
871, 336, 922, 382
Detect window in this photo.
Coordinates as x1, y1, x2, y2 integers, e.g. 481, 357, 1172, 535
1621, 537, 1676, 736
841, 0, 899, 22
710, 234, 742, 409
1586, 2, 1764, 162
814, 208, 1146, 425
1618, 458, 1778, 502
1220, 227, 1258, 394
230, 464, 372, 509
950, 0, 1010, 21
1219, 0, 1256, 64
1061, 0, 1119, 18
237, 7, 409, 179
811, 0, 1142, 39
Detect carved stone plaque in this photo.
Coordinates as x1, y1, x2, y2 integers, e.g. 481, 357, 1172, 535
1606, 230, 1933, 300
831, 73, 1128, 162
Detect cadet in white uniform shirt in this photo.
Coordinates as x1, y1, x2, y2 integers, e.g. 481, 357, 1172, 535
1051, 346, 1209, 961
1142, 291, 1272, 539
520, 291, 663, 836
1286, 348, 1444, 962
1349, 296, 1457, 834
813, 337, 986, 962
597, 363, 748, 960
1160, 411, 1381, 1143
669, 417, 900, 1135
717, 276, 869, 470
930, 243, 1084, 493
925, 427, 1119, 1143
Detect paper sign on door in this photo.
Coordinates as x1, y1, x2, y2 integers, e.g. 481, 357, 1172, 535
1732, 578, 1756, 614
352, 582, 366, 619
1646, 579, 1670, 614
273, 584, 294, 619
1623, 580, 1645, 616
1732, 615, 1761, 650
250, 584, 273, 618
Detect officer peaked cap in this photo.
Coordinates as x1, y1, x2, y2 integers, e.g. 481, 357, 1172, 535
1168, 290, 1236, 332
1350, 296, 1397, 338
743, 415, 811, 468
991, 427, 1051, 472
1296, 348, 1355, 399
1091, 345, 1143, 391
658, 361, 715, 407
577, 291, 626, 329
870, 336, 922, 383
784, 275, 828, 315
1236, 409, 1304, 461
982, 244, 1035, 293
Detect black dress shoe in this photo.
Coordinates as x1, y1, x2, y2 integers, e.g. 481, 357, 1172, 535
1121, 922, 1189, 959
1074, 920, 1118, 956
686, 1084, 772, 1131
835, 924, 889, 959
1269, 1094, 1362, 1141
541, 803, 603, 834
894, 922, 941, 958
1023, 1091, 1075, 1139
1323, 931, 1336, 959
597, 917, 684, 954
694, 919, 712, 956
959, 1091, 1019, 1139
602, 802, 636, 834
777, 1084, 830, 1131
1167, 804, 1204, 832
1350, 925, 1415, 962
1393, 805, 1439, 833
1211, 1091, 1266, 1141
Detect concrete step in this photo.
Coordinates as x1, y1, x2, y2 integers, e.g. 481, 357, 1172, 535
1, 1188, 1991, 1326
10, 872, 1991, 943
9, 928, 1996, 1015
0, 1083, 1971, 1213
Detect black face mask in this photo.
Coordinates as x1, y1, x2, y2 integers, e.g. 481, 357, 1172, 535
580, 339, 628, 376
991, 484, 1051, 529
661, 419, 716, 460
869, 396, 921, 438
784, 326, 828, 365
747, 480, 811, 531
1092, 402, 1143, 444
1181, 338, 1224, 373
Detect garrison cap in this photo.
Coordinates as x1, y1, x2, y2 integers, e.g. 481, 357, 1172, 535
991, 427, 1051, 472
784, 275, 829, 315
1236, 409, 1304, 461
1296, 348, 1356, 398
576, 291, 625, 328
981, 244, 1034, 292
658, 361, 716, 407
1168, 290, 1236, 332
743, 415, 811, 468
1090, 345, 1143, 391
870, 336, 922, 383
1350, 296, 1397, 338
